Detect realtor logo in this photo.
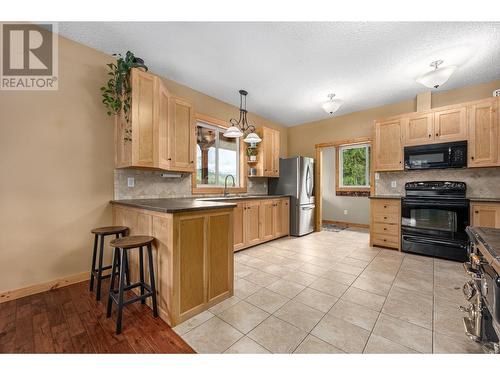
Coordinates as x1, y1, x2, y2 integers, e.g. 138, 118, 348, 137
1, 23, 58, 90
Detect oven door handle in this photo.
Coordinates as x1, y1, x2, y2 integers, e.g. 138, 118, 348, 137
402, 234, 468, 249
402, 199, 469, 208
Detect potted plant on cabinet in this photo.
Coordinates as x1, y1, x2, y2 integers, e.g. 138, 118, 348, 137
100, 51, 148, 141
246, 146, 258, 162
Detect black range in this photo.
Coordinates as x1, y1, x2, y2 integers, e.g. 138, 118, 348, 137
401, 181, 469, 262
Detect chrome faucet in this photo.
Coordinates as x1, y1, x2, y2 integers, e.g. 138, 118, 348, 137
223, 175, 236, 197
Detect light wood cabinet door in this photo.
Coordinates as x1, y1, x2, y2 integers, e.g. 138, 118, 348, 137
468, 99, 498, 167
274, 198, 290, 237
272, 129, 281, 176
403, 113, 434, 146
157, 80, 171, 169
260, 199, 275, 241
244, 201, 261, 246
131, 68, 158, 167
471, 203, 500, 229
233, 202, 246, 251
374, 119, 403, 171
434, 106, 467, 142
168, 97, 195, 172
262, 127, 275, 176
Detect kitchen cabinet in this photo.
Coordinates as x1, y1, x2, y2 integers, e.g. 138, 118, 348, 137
226, 197, 290, 251
254, 127, 280, 177
433, 105, 467, 142
115, 68, 195, 173
471, 203, 500, 229
370, 198, 401, 250
374, 118, 403, 171
468, 98, 498, 168
402, 113, 434, 146
112, 203, 233, 326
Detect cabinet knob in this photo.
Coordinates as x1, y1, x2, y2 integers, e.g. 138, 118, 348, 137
383, 239, 387, 242
383, 205, 387, 208
436, 133, 439, 136
168, 158, 171, 161
475, 211, 479, 214
190, 161, 194, 164
383, 228, 387, 231
399, 161, 402, 164
471, 156, 474, 160
428, 134, 431, 138
384, 216, 387, 219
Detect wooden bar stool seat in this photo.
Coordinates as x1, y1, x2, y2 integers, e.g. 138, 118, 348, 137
107, 235, 158, 334
89, 225, 129, 301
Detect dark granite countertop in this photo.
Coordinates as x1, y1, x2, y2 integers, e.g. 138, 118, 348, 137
369, 195, 402, 200
110, 198, 237, 213
467, 197, 500, 203
196, 194, 290, 202
467, 226, 500, 273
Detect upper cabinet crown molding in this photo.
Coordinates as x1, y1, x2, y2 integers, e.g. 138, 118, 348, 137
115, 68, 195, 173
374, 97, 500, 171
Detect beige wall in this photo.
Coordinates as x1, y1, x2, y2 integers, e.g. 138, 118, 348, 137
288, 79, 500, 158
0, 32, 287, 295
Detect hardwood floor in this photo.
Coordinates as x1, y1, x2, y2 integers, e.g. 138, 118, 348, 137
0, 280, 195, 353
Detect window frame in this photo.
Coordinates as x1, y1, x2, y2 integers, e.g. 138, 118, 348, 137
336, 142, 371, 195
191, 113, 247, 195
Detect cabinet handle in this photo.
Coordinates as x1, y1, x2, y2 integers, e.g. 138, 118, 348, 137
167, 158, 172, 161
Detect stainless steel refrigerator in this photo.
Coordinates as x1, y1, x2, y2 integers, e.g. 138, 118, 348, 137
269, 156, 315, 236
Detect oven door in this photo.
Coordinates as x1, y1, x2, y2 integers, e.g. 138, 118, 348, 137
401, 198, 470, 261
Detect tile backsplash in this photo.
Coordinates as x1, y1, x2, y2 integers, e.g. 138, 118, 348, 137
375, 167, 500, 198
114, 169, 268, 199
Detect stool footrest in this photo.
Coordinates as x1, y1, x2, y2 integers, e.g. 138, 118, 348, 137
109, 282, 153, 305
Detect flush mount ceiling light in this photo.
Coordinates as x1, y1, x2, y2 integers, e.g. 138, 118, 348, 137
224, 90, 262, 143
416, 60, 457, 89
322, 93, 343, 115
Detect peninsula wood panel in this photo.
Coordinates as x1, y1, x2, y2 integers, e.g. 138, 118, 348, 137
471, 203, 500, 229
433, 105, 467, 142
403, 113, 434, 146
374, 119, 403, 171
468, 98, 498, 167
207, 213, 233, 302
112, 204, 234, 326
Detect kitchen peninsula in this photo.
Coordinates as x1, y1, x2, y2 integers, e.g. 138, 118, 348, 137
111, 198, 236, 326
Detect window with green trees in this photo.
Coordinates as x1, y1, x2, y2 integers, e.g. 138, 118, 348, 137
339, 144, 370, 188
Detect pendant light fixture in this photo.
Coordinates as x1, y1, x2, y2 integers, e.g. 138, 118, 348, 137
322, 93, 343, 115
416, 60, 457, 89
224, 89, 262, 143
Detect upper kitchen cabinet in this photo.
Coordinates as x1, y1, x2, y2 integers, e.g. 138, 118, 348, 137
402, 112, 434, 146
115, 68, 195, 173
468, 98, 498, 168
433, 105, 467, 142
374, 118, 403, 171
253, 126, 280, 177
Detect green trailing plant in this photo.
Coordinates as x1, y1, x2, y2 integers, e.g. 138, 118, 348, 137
100, 51, 148, 141
246, 146, 258, 157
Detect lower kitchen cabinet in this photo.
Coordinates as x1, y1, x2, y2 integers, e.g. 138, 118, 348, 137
112, 204, 233, 326
471, 202, 500, 229
370, 198, 401, 250
232, 197, 290, 252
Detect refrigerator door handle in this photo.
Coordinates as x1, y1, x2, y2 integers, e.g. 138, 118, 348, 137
305, 164, 313, 198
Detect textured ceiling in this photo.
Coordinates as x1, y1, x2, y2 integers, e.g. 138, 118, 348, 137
57, 22, 500, 126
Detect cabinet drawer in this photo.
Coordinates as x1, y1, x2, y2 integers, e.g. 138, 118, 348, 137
373, 212, 399, 224
372, 223, 398, 236
371, 200, 400, 215
372, 233, 399, 248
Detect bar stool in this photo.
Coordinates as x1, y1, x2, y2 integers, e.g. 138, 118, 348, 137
107, 235, 158, 334
90, 226, 129, 301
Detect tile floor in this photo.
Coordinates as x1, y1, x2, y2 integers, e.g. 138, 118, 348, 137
174, 229, 484, 354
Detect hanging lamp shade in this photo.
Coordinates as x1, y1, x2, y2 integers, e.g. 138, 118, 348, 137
243, 132, 262, 143
223, 125, 244, 138
416, 60, 457, 89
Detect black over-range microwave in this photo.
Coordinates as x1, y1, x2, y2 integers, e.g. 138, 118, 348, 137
404, 141, 467, 170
